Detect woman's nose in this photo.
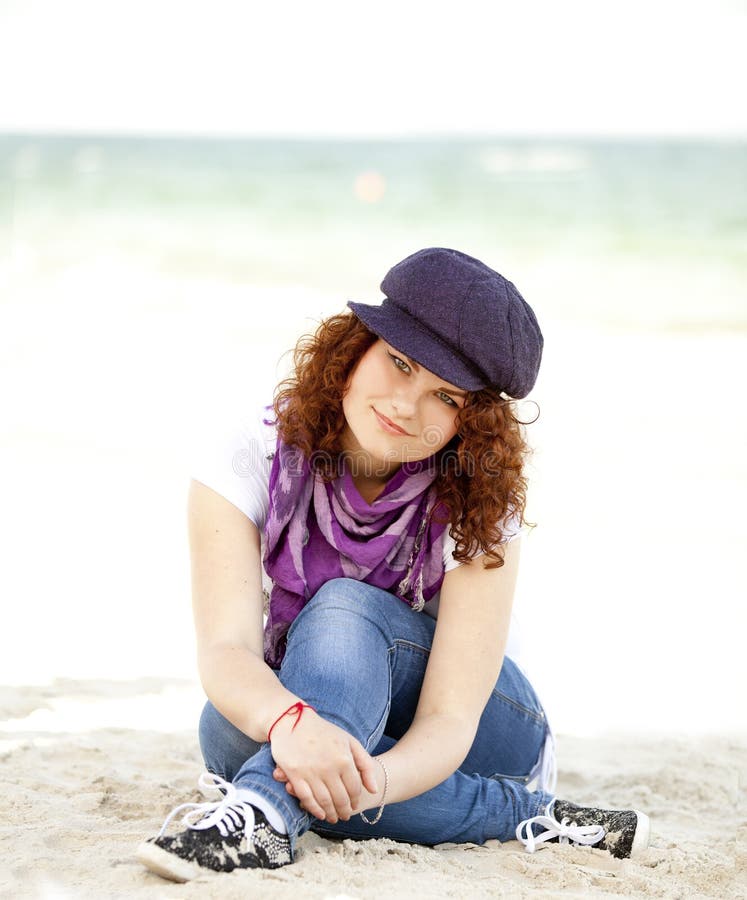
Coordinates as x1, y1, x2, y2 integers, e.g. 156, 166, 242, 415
391, 386, 417, 419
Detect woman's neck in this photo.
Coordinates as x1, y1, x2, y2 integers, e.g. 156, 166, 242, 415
351, 473, 391, 505
339, 430, 403, 504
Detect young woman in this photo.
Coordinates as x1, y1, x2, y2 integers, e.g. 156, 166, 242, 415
137, 247, 649, 882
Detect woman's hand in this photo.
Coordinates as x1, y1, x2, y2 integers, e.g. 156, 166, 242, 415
269, 709, 380, 823
273, 760, 386, 819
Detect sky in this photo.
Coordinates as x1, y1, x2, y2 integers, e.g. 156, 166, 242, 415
0, 0, 745, 137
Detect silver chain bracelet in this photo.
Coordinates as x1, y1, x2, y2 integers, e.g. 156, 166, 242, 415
359, 758, 389, 826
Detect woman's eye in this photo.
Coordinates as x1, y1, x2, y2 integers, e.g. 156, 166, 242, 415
388, 353, 410, 373
437, 391, 457, 407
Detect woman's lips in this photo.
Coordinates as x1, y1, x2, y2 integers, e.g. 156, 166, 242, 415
373, 408, 411, 436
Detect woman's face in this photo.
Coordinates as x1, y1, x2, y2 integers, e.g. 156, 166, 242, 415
341, 338, 466, 479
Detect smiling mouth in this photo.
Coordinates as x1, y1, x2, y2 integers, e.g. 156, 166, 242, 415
373, 408, 411, 436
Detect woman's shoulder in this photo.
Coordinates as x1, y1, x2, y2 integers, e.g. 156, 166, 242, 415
189, 397, 277, 529
247, 401, 279, 462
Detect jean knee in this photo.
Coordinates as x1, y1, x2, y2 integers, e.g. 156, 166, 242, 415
308, 577, 365, 609
288, 578, 371, 635
285, 578, 395, 668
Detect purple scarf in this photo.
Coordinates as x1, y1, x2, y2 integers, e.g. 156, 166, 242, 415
262, 437, 450, 668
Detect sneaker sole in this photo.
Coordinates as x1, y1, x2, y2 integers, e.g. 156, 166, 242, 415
630, 810, 650, 856
135, 840, 207, 883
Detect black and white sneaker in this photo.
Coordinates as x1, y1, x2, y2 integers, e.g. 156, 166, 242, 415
136, 772, 292, 882
516, 798, 650, 859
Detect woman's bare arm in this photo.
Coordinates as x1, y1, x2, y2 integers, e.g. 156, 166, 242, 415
189, 478, 378, 819
188, 479, 300, 742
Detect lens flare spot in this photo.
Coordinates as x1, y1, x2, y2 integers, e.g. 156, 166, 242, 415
354, 170, 386, 204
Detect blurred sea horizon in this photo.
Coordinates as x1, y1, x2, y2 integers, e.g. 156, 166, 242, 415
2, 133, 745, 333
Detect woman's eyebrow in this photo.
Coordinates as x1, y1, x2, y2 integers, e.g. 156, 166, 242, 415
439, 387, 468, 398
399, 352, 467, 398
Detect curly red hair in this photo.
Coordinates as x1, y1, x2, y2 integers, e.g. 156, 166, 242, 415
272, 313, 536, 569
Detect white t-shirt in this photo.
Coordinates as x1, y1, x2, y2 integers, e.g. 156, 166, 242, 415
190, 402, 525, 651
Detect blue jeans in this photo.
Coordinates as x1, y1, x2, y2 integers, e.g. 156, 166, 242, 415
199, 577, 554, 854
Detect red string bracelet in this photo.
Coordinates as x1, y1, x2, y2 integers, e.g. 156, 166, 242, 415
267, 701, 316, 742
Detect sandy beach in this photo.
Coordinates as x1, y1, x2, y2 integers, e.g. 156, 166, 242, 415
1, 677, 743, 899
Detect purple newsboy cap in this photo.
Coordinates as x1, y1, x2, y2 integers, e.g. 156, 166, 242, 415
348, 247, 544, 398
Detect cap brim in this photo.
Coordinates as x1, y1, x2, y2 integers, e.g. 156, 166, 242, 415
347, 300, 486, 391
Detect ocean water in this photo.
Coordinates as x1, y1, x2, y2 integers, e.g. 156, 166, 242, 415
1, 134, 745, 330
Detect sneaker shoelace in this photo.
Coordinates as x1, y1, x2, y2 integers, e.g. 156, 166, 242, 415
516, 799, 605, 853
157, 772, 256, 840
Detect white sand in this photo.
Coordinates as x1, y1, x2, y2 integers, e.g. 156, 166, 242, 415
0, 679, 743, 899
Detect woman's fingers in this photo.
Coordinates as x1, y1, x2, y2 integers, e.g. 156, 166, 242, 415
290, 773, 341, 822
286, 776, 356, 819
349, 739, 381, 794
280, 766, 357, 818
325, 775, 356, 821
284, 771, 356, 822
310, 781, 339, 823
289, 777, 328, 820
339, 762, 363, 812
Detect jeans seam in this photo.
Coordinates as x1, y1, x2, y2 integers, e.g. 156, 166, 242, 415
487, 771, 531, 784
490, 688, 546, 725
392, 638, 431, 658
359, 647, 394, 753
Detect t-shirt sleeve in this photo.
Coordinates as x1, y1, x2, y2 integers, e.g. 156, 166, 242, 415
189, 404, 276, 531
442, 507, 523, 573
